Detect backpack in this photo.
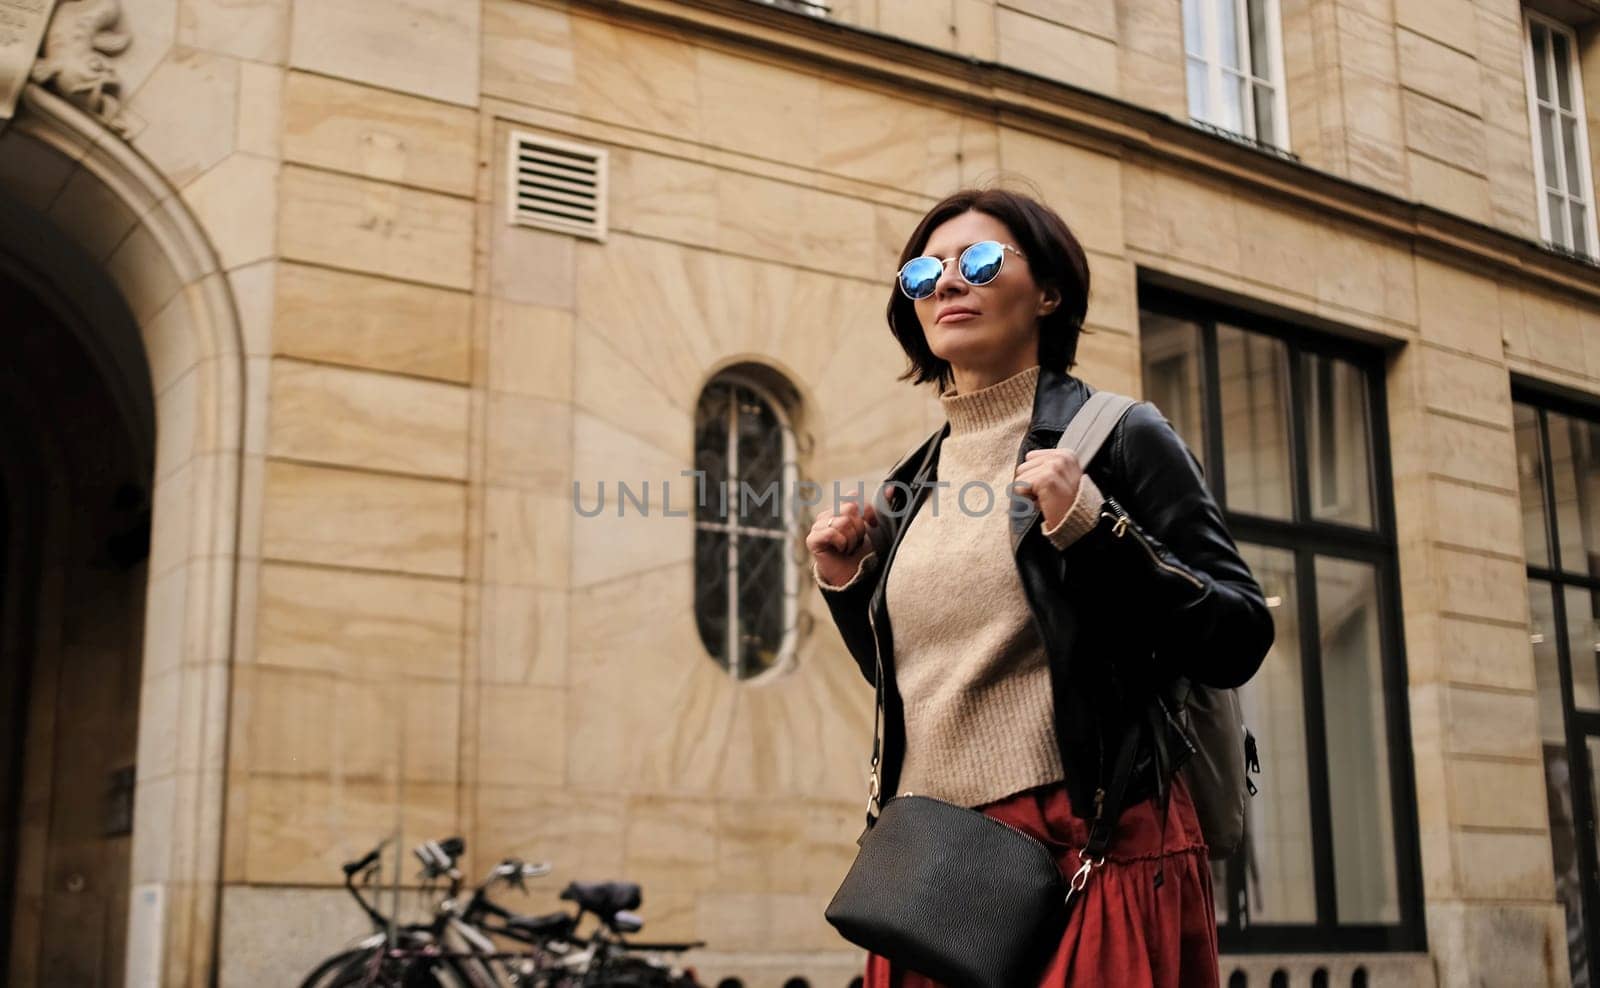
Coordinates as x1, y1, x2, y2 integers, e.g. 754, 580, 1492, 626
1056, 390, 1261, 862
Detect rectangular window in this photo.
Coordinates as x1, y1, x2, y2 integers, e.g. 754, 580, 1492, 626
1525, 11, 1598, 260
1514, 391, 1600, 986
1182, 0, 1289, 151
1139, 286, 1423, 952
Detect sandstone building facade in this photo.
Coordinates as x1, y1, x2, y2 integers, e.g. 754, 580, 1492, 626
1, 0, 1598, 985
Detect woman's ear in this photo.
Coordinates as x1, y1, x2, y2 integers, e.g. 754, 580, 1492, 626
1037, 287, 1061, 317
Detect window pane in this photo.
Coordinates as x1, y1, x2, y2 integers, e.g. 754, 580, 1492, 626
1572, 199, 1590, 257
1516, 403, 1552, 569
1252, 81, 1276, 146
1246, 0, 1270, 80
1210, 859, 1228, 926
1531, 581, 1564, 744
1304, 353, 1373, 528
1219, 71, 1246, 133
1541, 106, 1560, 190
1550, 190, 1571, 246
735, 387, 785, 531
1188, 57, 1210, 120
1317, 557, 1400, 924
1531, 581, 1591, 986
696, 387, 732, 523
1217, 324, 1294, 519
1533, 25, 1551, 103
1578, 738, 1600, 988
1183, 0, 1205, 57
1563, 115, 1583, 196
1554, 29, 1574, 111
1545, 737, 1590, 988
736, 533, 784, 677
1233, 543, 1316, 923
695, 528, 730, 667
1218, 0, 1241, 70
1140, 310, 1207, 475
1547, 411, 1600, 578
1565, 585, 1600, 711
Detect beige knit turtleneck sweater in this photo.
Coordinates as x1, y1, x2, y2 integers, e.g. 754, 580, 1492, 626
813, 363, 1105, 808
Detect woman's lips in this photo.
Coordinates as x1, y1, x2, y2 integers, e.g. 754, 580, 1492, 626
938, 311, 979, 323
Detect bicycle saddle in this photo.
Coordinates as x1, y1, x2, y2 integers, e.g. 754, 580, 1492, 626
559, 880, 642, 915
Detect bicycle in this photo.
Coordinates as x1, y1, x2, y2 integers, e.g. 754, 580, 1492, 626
300, 836, 704, 988
466, 877, 705, 987
299, 837, 503, 988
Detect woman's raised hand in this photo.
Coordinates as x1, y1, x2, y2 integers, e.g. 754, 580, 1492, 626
806, 498, 880, 587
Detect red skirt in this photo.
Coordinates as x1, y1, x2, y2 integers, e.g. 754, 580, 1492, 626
862, 775, 1219, 988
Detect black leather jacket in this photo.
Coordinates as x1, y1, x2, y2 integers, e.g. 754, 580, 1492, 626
816, 365, 1275, 823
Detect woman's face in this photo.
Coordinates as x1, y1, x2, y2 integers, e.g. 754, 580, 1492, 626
911, 210, 1057, 375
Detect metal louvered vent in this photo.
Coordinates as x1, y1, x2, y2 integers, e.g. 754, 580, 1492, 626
507, 131, 607, 241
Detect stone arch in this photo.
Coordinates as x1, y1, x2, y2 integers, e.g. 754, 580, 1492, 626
0, 83, 246, 984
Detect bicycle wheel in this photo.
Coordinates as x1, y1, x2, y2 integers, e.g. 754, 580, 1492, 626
398, 954, 494, 988
300, 947, 385, 988
325, 946, 418, 988
585, 955, 682, 987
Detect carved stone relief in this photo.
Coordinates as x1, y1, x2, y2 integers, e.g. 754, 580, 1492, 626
29, 0, 131, 135
0, 0, 57, 120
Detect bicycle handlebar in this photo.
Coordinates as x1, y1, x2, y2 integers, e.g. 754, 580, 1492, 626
343, 846, 382, 878
339, 839, 560, 945
488, 858, 553, 892
342, 841, 392, 929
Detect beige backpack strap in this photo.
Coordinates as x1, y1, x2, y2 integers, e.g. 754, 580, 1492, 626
1057, 390, 1140, 466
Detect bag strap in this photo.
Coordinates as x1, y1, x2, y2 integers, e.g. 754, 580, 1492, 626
1055, 389, 1139, 463
1055, 389, 1143, 899
1064, 717, 1141, 906
865, 431, 945, 829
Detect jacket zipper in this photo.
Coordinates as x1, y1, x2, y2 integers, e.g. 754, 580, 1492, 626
1102, 498, 1204, 590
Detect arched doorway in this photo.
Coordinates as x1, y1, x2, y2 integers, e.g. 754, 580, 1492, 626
0, 84, 249, 985
0, 248, 155, 984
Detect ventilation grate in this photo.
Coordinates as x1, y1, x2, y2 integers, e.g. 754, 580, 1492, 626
507, 131, 607, 241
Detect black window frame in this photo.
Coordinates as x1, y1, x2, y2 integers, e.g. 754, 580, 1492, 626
1512, 377, 1600, 985
1139, 282, 1426, 954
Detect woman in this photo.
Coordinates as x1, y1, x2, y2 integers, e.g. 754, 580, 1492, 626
805, 188, 1274, 987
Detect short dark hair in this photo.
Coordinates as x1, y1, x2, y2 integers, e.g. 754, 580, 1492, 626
886, 187, 1092, 393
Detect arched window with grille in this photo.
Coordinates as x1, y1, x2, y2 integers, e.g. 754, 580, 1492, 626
693, 369, 801, 680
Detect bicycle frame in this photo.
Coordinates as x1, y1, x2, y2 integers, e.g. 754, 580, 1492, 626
306, 838, 700, 988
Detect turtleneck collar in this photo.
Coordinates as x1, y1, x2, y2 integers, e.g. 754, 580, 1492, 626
939, 363, 1041, 435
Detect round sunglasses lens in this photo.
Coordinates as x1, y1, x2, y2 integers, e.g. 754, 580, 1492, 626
960, 241, 1005, 285
899, 256, 943, 299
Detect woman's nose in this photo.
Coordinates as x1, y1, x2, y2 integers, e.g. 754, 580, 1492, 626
933, 258, 965, 296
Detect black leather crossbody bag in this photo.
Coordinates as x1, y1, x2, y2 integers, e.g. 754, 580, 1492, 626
824, 670, 1139, 988
823, 392, 1144, 988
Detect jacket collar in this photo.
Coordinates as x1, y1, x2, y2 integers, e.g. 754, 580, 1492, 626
1029, 364, 1095, 434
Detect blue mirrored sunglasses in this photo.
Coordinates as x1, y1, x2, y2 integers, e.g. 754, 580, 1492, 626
896, 240, 1025, 301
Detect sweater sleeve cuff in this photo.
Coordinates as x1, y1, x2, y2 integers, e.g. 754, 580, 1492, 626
813, 550, 879, 592
1042, 473, 1105, 551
